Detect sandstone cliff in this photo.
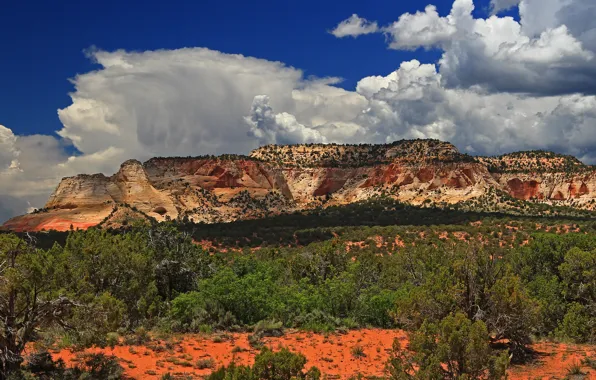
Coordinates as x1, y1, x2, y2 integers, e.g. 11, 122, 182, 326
4, 140, 596, 231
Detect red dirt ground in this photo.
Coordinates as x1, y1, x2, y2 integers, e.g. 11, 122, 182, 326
50, 330, 596, 379
508, 341, 595, 379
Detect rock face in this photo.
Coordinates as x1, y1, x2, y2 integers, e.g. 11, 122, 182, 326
4, 140, 596, 231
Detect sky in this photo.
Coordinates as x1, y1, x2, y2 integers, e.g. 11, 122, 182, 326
1, 0, 595, 222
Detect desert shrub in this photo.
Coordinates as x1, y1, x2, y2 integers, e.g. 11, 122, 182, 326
515, 235, 596, 344
525, 274, 567, 335
207, 347, 316, 380
207, 361, 255, 380
167, 293, 237, 332
106, 332, 120, 348
68, 292, 127, 348
305, 366, 321, 380
386, 313, 509, 379
485, 274, 539, 360
252, 347, 308, 380
582, 356, 596, 369
354, 288, 398, 328
254, 319, 284, 337
556, 303, 594, 343
63, 353, 124, 380
194, 267, 282, 325
23, 351, 66, 379
292, 310, 342, 332
6, 205, 596, 374
196, 358, 216, 369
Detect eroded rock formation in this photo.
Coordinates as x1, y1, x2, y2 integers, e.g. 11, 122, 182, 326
4, 140, 596, 231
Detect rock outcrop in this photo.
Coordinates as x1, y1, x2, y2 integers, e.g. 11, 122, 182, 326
4, 140, 596, 231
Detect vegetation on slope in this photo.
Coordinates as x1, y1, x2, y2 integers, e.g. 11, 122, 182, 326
0, 199, 595, 378
250, 139, 475, 168
478, 150, 591, 174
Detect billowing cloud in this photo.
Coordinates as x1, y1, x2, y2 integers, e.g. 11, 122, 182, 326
0, 125, 20, 171
383, 5, 457, 50
245, 95, 326, 145
352, 60, 596, 158
2, 0, 596, 223
57, 48, 311, 160
438, 1, 596, 95
253, 58, 596, 161
520, 0, 596, 52
330, 14, 379, 38
0, 131, 76, 223
342, 0, 596, 96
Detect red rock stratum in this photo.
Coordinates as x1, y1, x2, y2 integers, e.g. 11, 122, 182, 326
4, 139, 596, 231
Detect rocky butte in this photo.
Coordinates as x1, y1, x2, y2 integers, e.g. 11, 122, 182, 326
3, 139, 596, 232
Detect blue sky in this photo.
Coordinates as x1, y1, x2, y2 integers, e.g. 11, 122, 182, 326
1, 0, 595, 221
1, 0, 500, 137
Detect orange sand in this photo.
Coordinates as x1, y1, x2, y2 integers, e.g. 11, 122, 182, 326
508, 341, 595, 379
51, 330, 595, 379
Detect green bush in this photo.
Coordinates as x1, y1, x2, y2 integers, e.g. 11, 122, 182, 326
354, 289, 398, 328
64, 353, 125, 380
24, 350, 66, 379
207, 347, 316, 380
196, 358, 216, 369
252, 347, 308, 380
386, 313, 509, 379
557, 303, 594, 343
253, 319, 284, 337
207, 361, 255, 380
292, 310, 341, 332
5, 211, 596, 375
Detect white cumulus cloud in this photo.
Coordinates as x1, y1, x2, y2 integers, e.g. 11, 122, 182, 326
245, 95, 327, 146
330, 14, 379, 38
0, 125, 20, 171
344, 0, 596, 96
383, 5, 458, 50
2, 0, 596, 223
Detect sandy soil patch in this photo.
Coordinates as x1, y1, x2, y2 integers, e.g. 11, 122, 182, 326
51, 330, 595, 379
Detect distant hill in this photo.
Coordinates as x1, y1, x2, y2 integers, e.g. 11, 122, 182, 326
4, 139, 596, 232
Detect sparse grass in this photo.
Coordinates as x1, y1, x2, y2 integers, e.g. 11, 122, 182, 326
212, 335, 224, 343
177, 360, 193, 367
566, 361, 585, 377
195, 357, 215, 369
351, 345, 366, 359
164, 356, 192, 367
